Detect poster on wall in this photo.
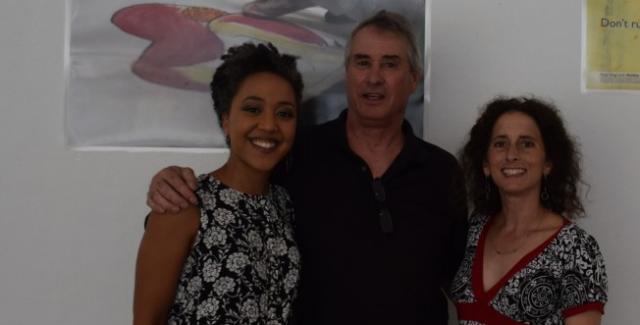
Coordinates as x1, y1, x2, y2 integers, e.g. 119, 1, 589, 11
583, 0, 640, 91
67, 0, 428, 148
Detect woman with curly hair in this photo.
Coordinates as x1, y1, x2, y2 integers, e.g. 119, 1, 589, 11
133, 43, 303, 324
449, 97, 608, 324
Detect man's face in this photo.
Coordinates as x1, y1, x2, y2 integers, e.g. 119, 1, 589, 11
346, 26, 419, 125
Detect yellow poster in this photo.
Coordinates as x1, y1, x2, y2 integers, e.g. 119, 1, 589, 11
584, 0, 640, 90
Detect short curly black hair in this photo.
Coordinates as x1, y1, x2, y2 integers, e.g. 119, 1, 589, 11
210, 43, 304, 129
460, 96, 585, 219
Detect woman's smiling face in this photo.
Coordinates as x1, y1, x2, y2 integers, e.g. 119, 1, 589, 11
484, 111, 552, 198
222, 71, 297, 175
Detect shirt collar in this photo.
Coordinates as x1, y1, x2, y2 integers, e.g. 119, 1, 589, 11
333, 109, 430, 170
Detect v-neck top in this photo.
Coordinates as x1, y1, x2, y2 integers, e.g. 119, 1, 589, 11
449, 214, 608, 325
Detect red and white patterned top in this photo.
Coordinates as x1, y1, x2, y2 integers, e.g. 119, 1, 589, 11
449, 214, 608, 325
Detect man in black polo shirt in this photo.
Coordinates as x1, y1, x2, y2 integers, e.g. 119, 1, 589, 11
146, 11, 468, 324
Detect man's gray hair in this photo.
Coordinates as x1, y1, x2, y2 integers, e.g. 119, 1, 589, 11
344, 10, 423, 76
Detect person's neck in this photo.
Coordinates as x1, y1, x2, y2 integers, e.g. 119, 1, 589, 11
211, 161, 270, 195
495, 193, 547, 233
345, 113, 404, 178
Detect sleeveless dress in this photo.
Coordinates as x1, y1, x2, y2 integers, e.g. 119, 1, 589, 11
450, 214, 608, 325
168, 175, 300, 324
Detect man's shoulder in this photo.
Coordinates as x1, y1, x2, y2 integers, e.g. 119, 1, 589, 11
305, 117, 340, 137
295, 117, 342, 149
409, 135, 459, 168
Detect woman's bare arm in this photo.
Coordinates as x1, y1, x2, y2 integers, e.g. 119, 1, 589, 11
133, 206, 200, 325
565, 310, 602, 325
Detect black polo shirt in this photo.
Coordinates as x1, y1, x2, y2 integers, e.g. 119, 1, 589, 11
283, 110, 468, 325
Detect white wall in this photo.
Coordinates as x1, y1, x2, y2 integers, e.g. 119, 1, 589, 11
0, 0, 637, 324
0, 1, 226, 324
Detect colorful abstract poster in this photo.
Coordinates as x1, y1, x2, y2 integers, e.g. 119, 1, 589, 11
583, 0, 640, 91
67, 0, 427, 148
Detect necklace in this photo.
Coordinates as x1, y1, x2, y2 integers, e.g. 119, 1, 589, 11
492, 212, 545, 255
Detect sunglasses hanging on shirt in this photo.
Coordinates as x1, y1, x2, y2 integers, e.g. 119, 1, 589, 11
372, 178, 393, 234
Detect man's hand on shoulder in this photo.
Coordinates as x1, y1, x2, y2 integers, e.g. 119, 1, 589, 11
147, 166, 198, 213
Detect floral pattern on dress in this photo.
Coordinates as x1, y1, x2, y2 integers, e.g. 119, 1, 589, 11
450, 214, 608, 325
168, 175, 300, 325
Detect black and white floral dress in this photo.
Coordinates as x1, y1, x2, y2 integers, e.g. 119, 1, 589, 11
450, 214, 608, 325
168, 175, 300, 325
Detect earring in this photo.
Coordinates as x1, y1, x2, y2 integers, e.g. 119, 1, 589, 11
540, 175, 550, 201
